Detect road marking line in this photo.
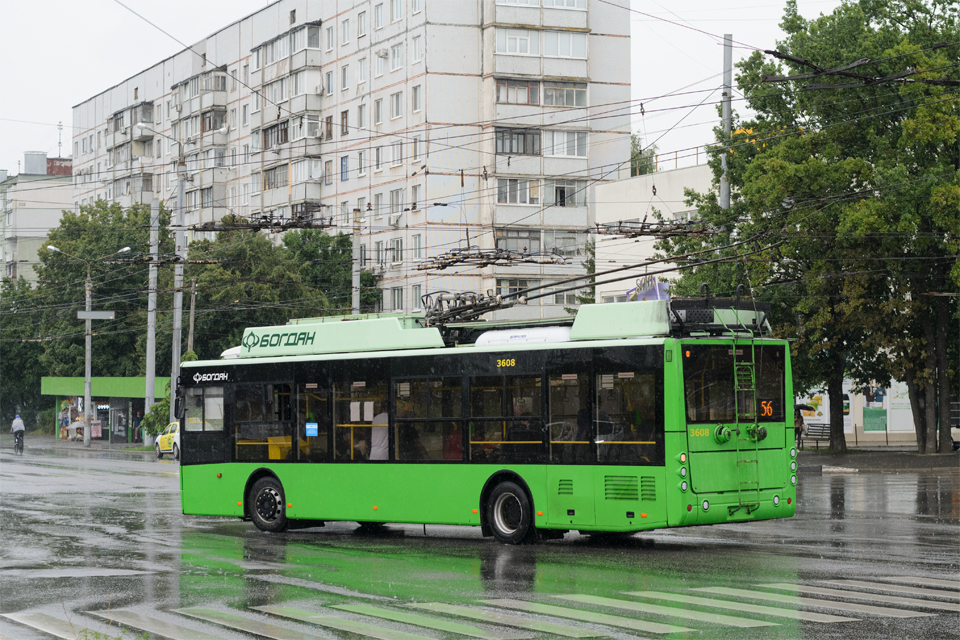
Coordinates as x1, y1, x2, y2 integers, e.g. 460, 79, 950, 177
175, 608, 322, 640
623, 591, 856, 623
2, 613, 120, 640
695, 587, 931, 618
876, 577, 960, 591
481, 599, 692, 635
88, 609, 225, 640
554, 594, 777, 628
824, 580, 960, 601
254, 605, 434, 640
333, 604, 532, 639
761, 583, 959, 612
408, 603, 603, 638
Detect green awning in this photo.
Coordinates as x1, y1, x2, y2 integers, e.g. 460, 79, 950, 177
41, 377, 170, 398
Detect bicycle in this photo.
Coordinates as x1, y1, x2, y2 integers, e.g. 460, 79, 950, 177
13, 431, 23, 455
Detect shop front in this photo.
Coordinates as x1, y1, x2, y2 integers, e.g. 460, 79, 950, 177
41, 377, 168, 443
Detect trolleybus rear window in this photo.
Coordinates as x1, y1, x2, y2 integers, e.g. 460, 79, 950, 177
683, 344, 785, 424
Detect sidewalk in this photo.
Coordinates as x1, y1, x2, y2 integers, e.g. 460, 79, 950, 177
799, 447, 960, 473
1, 434, 154, 454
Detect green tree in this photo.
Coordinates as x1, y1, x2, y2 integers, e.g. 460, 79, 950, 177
565, 238, 595, 315
0, 277, 46, 425
282, 229, 382, 312
630, 133, 658, 176
658, 0, 959, 453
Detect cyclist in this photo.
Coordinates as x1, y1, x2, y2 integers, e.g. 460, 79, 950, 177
11, 414, 25, 453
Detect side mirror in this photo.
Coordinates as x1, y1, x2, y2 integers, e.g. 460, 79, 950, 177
174, 393, 185, 419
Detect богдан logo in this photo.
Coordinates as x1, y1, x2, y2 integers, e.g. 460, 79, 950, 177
241, 333, 260, 351
193, 372, 230, 383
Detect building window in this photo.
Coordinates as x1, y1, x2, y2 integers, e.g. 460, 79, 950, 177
291, 114, 320, 140
412, 85, 422, 112
543, 81, 587, 107
497, 178, 540, 204
358, 11, 367, 37
412, 233, 422, 258
497, 0, 538, 4
263, 164, 290, 190
495, 129, 541, 155
496, 229, 541, 253
375, 99, 383, 124
391, 287, 404, 311
242, 104, 249, 125
391, 141, 403, 166
325, 116, 333, 139
324, 160, 333, 185
545, 179, 587, 207
375, 147, 383, 170
358, 103, 367, 128
374, 193, 384, 217
411, 135, 421, 162
390, 237, 404, 263
544, 130, 587, 157
495, 28, 539, 55
389, 188, 404, 213
359, 57, 368, 83
390, 0, 404, 22
391, 44, 403, 71
412, 284, 422, 309
326, 71, 334, 94
411, 184, 421, 210
544, 0, 587, 8
543, 31, 587, 58
413, 0, 422, 13
358, 150, 367, 176
497, 79, 539, 105
544, 230, 585, 257
230, 108, 237, 129
341, 19, 351, 45
307, 26, 320, 48
262, 121, 289, 149
341, 156, 349, 181
391, 92, 403, 119
326, 26, 335, 51
374, 3, 384, 29
376, 53, 385, 77
341, 65, 350, 90
358, 197, 367, 218
413, 35, 422, 62
341, 110, 349, 135
497, 278, 540, 297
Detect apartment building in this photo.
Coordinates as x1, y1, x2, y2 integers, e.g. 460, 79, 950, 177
1, 152, 74, 285
72, 0, 631, 317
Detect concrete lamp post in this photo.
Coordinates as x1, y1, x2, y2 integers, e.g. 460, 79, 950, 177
46, 245, 131, 447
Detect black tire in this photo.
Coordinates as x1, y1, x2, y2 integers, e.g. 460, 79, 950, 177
249, 477, 289, 533
14, 435, 23, 455
486, 481, 535, 544
156, 444, 163, 459
172, 444, 180, 461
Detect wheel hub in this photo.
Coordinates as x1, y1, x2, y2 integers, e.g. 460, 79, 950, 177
255, 487, 282, 522
493, 493, 522, 534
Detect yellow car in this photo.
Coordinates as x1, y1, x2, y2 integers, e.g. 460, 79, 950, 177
156, 422, 180, 460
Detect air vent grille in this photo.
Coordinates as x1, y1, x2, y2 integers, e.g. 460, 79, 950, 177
641, 476, 656, 501
604, 476, 638, 501
558, 479, 573, 496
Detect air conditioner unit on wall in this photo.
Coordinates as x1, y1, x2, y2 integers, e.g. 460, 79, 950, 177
376, 49, 388, 58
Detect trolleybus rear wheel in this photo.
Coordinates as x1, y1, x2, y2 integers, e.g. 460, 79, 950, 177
249, 477, 289, 533
487, 481, 534, 544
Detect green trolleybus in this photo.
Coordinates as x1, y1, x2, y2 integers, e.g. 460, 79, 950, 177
176, 298, 798, 543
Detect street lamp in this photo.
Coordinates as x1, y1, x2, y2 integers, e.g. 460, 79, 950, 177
46, 245, 131, 448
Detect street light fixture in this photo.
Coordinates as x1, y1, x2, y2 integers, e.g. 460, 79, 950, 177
46, 245, 131, 448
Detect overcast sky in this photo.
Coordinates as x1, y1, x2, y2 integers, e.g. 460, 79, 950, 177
0, 0, 843, 176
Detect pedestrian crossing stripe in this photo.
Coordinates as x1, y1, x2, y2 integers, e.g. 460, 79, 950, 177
877, 576, 960, 590
254, 605, 435, 640
409, 603, 604, 638
88, 609, 224, 640
824, 580, 960, 602
761, 583, 960, 612
623, 591, 856, 623
333, 604, 532, 640
175, 607, 320, 640
695, 587, 933, 618
482, 598, 693, 635
554, 594, 778, 628
3, 612, 121, 640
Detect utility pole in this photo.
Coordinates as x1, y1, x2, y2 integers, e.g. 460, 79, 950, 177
170, 158, 187, 422
145, 199, 159, 416
720, 33, 733, 211
352, 208, 362, 314
187, 279, 197, 354
83, 265, 92, 448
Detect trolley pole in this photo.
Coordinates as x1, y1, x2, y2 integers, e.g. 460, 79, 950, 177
720, 33, 733, 211
83, 265, 92, 448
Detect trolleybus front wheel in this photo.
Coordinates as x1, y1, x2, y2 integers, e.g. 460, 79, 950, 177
487, 481, 534, 544
249, 477, 289, 533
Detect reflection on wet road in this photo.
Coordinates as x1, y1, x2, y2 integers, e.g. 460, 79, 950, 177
1, 448, 957, 640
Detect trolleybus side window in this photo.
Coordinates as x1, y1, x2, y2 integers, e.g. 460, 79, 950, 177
469, 375, 544, 464
395, 377, 463, 461
185, 387, 204, 432
297, 383, 330, 462
596, 371, 662, 464
334, 379, 389, 461
548, 372, 592, 463
233, 383, 293, 461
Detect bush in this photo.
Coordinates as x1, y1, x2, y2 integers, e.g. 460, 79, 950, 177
34, 407, 57, 435
141, 395, 170, 437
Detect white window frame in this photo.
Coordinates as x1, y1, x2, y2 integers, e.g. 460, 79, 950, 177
543, 0, 587, 8
391, 141, 403, 166
391, 287, 404, 311
411, 184, 421, 211
374, 99, 383, 125
412, 85, 422, 112
390, 43, 403, 71
390, 91, 403, 119
374, 3, 384, 29
543, 30, 587, 59
375, 147, 383, 171
411, 135, 421, 162
497, 177, 541, 205
375, 54, 385, 77
544, 130, 587, 157
341, 65, 350, 91
390, 0, 404, 23
412, 284, 422, 310
341, 18, 351, 45
358, 150, 367, 176
325, 26, 335, 51
496, 28, 540, 55
412, 35, 422, 62
412, 233, 422, 258
358, 103, 367, 129
358, 11, 367, 37
359, 57, 368, 83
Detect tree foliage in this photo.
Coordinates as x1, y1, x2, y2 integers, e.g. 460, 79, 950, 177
658, 0, 958, 453
630, 133, 658, 176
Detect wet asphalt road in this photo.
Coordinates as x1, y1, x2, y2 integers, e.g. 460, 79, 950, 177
0, 441, 957, 640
